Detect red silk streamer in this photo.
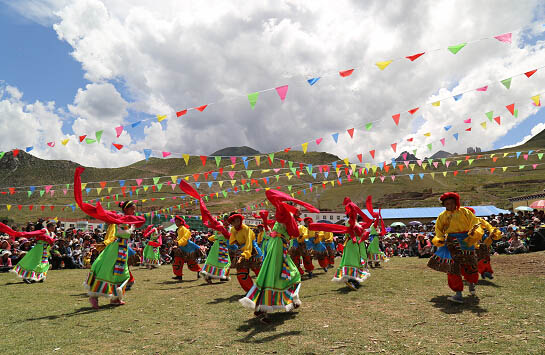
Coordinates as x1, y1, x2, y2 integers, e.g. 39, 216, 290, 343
265, 189, 319, 239
0, 222, 50, 242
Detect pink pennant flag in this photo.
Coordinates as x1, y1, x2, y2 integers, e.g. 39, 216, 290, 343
417, 160, 423, 167
273, 168, 280, 173
464, 118, 472, 123
533, 164, 538, 169
228, 171, 236, 179
45, 185, 53, 193
476, 85, 488, 92
404, 161, 409, 168
115, 126, 124, 138
171, 183, 176, 191
391, 175, 396, 181
316, 138, 323, 145
523, 154, 529, 160
402, 153, 407, 160
275, 85, 288, 102
445, 161, 451, 168
494, 32, 512, 43
63, 189, 67, 195
47, 142, 55, 147
136, 179, 143, 186
380, 176, 385, 182
162, 151, 171, 158
50, 190, 55, 197
440, 138, 446, 146
230, 156, 237, 165
433, 162, 439, 168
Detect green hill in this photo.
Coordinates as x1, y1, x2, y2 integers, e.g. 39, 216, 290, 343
0, 129, 543, 223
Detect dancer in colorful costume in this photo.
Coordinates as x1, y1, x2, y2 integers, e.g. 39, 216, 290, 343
172, 216, 202, 281
464, 207, 503, 280
427, 193, 481, 303
240, 189, 320, 323
254, 211, 275, 260
142, 225, 163, 268
74, 167, 146, 309
303, 217, 330, 272
321, 230, 336, 269
1, 221, 56, 283
310, 196, 380, 291
367, 225, 388, 267
176, 180, 232, 283
228, 213, 263, 292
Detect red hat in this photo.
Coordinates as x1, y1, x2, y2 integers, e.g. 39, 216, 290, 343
439, 192, 460, 209
227, 213, 244, 224
303, 217, 313, 223
464, 206, 476, 214
174, 216, 189, 228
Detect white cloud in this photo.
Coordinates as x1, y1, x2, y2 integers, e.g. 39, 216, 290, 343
500, 122, 545, 149
4, 0, 545, 166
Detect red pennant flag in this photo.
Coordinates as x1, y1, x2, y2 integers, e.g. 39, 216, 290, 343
29, 205, 33, 211
465, 156, 470, 161
392, 113, 400, 126
339, 69, 354, 77
176, 109, 187, 117
369, 150, 375, 159
200, 156, 207, 166
391, 143, 397, 153
347, 128, 355, 138
112, 143, 123, 150
453, 170, 459, 176
41, 205, 45, 211
505, 103, 515, 115
296, 171, 301, 178
398, 164, 404, 172
12, 149, 19, 157
9, 188, 15, 194
284, 148, 291, 153
490, 168, 495, 174
384, 165, 390, 173
524, 69, 537, 78
406, 52, 425, 61
195, 105, 207, 112
494, 116, 501, 125
193, 174, 200, 181
79, 135, 86, 142
465, 128, 472, 131
492, 157, 498, 162
408, 107, 419, 115
280, 160, 285, 168
357, 153, 363, 163
407, 137, 413, 142
50, 206, 54, 211
18, 205, 22, 210
100, 181, 107, 188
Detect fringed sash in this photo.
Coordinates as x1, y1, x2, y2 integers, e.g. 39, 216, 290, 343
114, 238, 128, 275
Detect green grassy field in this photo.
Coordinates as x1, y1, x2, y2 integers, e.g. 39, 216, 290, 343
2, 252, 544, 354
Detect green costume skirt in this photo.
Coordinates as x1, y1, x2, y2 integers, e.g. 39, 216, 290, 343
142, 243, 161, 266
201, 236, 231, 280
332, 239, 370, 284
11, 240, 50, 282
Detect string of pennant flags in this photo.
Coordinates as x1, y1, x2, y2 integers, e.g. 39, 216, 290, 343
1, 29, 539, 156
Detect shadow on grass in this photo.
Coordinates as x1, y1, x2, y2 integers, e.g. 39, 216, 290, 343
207, 294, 241, 305
2, 282, 26, 286
158, 279, 197, 285
430, 295, 488, 315
18, 304, 119, 323
69, 293, 89, 297
477, 279, 502, 288
236, 313, 301, 343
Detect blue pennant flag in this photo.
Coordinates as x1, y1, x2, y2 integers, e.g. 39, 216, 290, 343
119, 180, 125, 187
212, 172, 219, 180
409, 174, 414, 180
144, 149, 152, 160
453, 94, 463, 101
419, 173, 424, 179
195, 183, 200, 188
453, 133, 459, 141
26, 146, 33, 152
307, 77, 320, 86
444, 125, 452, 131
332, 133, 339, 143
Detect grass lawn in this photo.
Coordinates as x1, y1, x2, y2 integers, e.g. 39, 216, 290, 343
2, 252, 544, 354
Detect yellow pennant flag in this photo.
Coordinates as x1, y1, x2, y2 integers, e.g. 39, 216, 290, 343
350, 164, 356, 173
490, 154, 495, 158
424, 132, 431, 137
480, 122, 487, 129
430, 173, 435, 180
371, 165, 378, 173
335, 167, 340, 175
107, 187, 112, 193
287, 174, 293, 180
215, 192, 219, 198
6, 205, 11, 211
302, 142, 309, 154
218, 181, 224, 187
143, 186, 149, 192
502, 167, 508, 172
182, 154, 190, 165
100, 197, 104, 202
365, 163, 371, 170
231, 180, 236, 186
375, 60, 393, 70
330, 180, 335, 187
81, 183, 87, 190
255, 156, 261, 166
61, 139, 69, 146
531, 95, 540, 106
343, 158, 350, 166
261, 169, 270, 173
503, 153, 509, 157
184, 176, 190, 181
157, 114, 167, 122
171, 176, 178, 184
142, 199, 147, 203
96, 188, 102, 195
409, 164, 415, 171
422, 163, 428, 170
442, 171, 447, 177
431, 101, 441, 107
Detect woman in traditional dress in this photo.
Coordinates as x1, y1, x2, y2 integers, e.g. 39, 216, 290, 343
240, 189, 319, 324
74, 167, 146, 309
142, 225, 163, 269
1, 221, 56, 283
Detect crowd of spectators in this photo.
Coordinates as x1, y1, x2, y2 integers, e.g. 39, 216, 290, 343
0, 208, 544, 272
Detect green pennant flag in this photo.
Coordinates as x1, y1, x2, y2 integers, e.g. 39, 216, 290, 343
306, 165, 313, 174
66, 184, 70, 189
288, 185, 292, 191
354, 170, 359, 178
448, 43, 467, 54
514, 109, 518, 118
369, 177, 375, 183
39, 190, 45, 197
204, 196, 209, 201
222, 191, 227, 198
365, 122, 373, 131
215, 156, 221, 167
153, 177, 160, 184
500, 78, 512, 89
412, 149, 417, 155
441, 158, 446, 165
427, 159, 433, 165
246, 170, 253, 178
288, 161, 293, 169
248, 92, 259, 109
136, 189, 139, 196
95, 130, 103, 143
85, 138, 96, 144
28, 191, 32, 197
160, 197, 165, 201
456, 160, 462, 165
275, 175, 280, 181
157, 183, 163, 191
246, 182, 250, 189
485, 111, 494, 121
290, 167, 297, 175
268, 153, 275, 162
468, 159, 474, 165
427, 143, 432, 151
359, 178, 364, 183
538, 153, 543, 160
519, 165, 525, 169
0, 152, 5, 160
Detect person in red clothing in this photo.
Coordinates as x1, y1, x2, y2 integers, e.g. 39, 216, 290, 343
172, 216, 201, 281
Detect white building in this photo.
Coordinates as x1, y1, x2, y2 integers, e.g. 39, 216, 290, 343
58, 218, 105, 231
301, 211, 346, 223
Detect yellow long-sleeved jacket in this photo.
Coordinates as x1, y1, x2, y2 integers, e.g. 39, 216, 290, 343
477, 217, 502, 247
176, 225, 192, 247
229, 224, 255, 260
321, 231, 334, 243
256, 231, 264, 244
297, 225, 308, 243
432, 207, 479, 247
304, 228, 323, 244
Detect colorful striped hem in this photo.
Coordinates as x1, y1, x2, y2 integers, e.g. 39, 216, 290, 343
83, 272, 128, 300
332, 266, 370, 284
142, 258, 161, 266
239, 283, 302, 313
10, 264, 47, 282
200, 263, 230, 280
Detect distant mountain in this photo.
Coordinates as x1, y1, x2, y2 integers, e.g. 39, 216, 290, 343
210, 146, 260, 156
429, 150, 452, 159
